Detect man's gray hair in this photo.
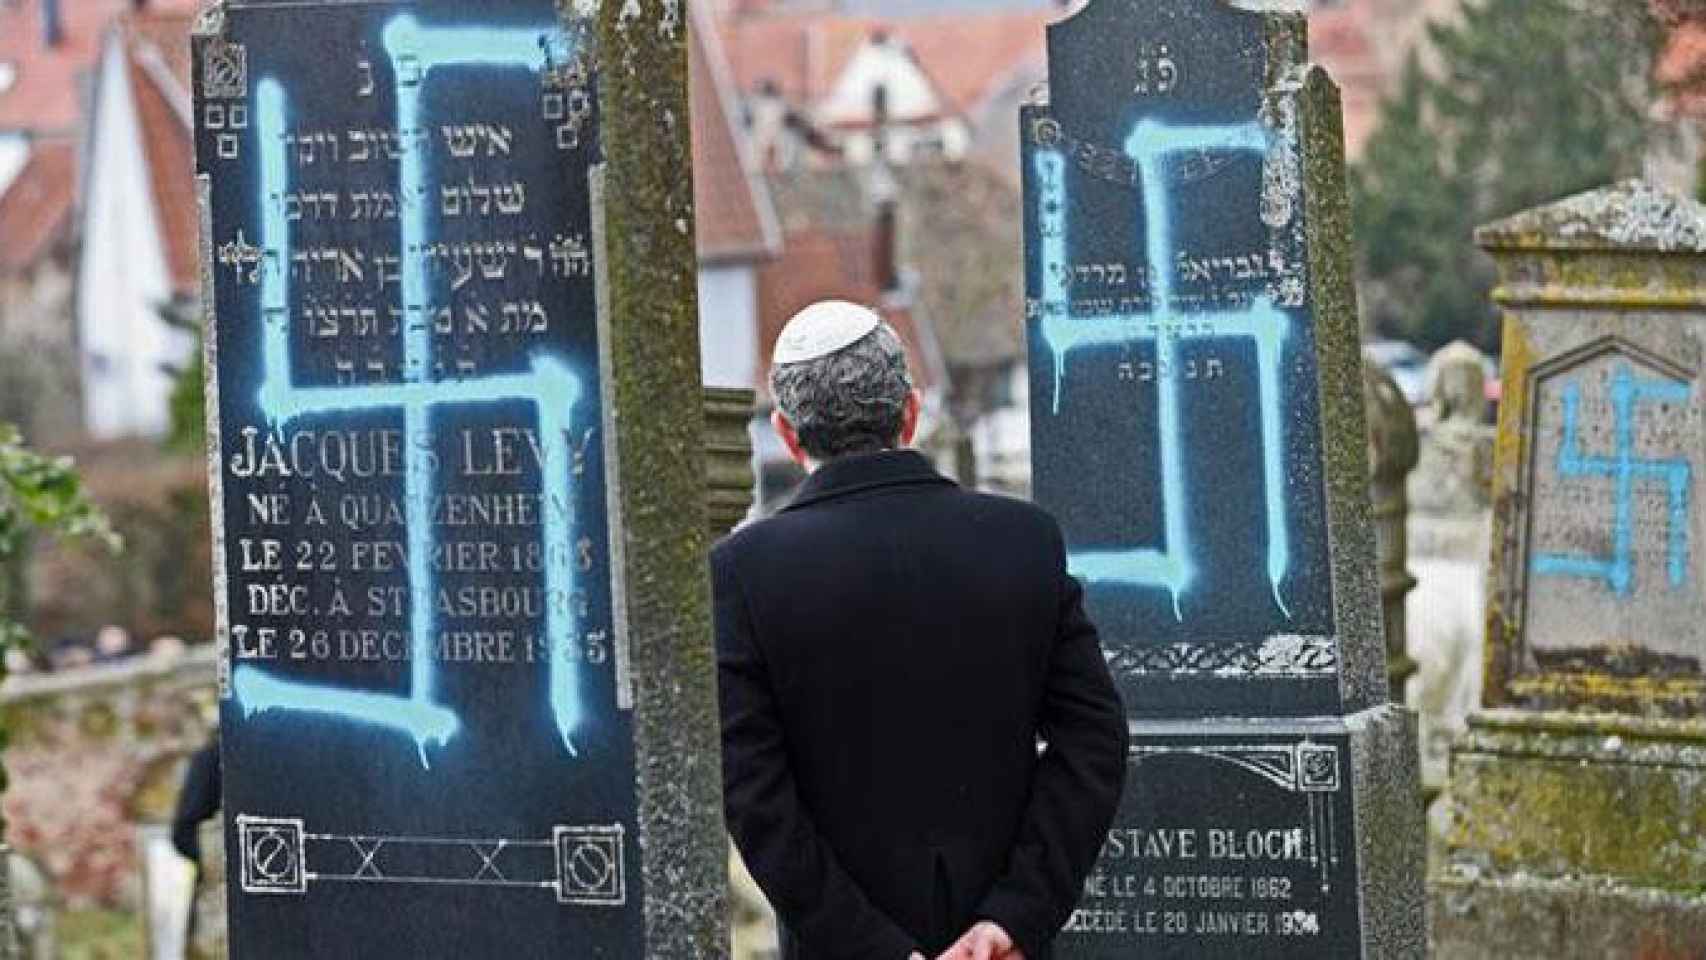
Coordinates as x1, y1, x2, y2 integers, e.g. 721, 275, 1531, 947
770, 323, 913, 461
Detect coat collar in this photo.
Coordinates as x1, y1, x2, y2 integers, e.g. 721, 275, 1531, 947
781, 449, 956, 512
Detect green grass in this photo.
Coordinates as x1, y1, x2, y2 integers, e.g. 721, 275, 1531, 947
57, 908, 144, 960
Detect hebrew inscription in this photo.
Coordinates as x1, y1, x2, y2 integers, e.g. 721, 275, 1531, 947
1022, 1, 1336, 718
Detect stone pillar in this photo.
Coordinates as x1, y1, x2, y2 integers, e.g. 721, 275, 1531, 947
0, 847, 18, 960
597, 1, 729, 948
1432, 180, 1706, 958
1021, 0, 1425, 954
704, 388, 757, 537
1362, 355, 1419, 689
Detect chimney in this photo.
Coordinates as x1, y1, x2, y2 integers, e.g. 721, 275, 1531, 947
868, 162, 900, 294
874, 200, 899, 294
42, 0, 64, 48
870, 83, 890, 164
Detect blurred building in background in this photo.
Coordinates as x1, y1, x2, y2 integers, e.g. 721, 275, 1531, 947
704, 0, 1470, 501
0, 0, 203, 442
0, 0, 1477, 492
0, 0, 787, 444
1649, 1, 1706, 195
79, 9, 199, 439
693, 0, 786, 395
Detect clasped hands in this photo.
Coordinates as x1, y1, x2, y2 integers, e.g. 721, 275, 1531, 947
908, 921, 1024, 960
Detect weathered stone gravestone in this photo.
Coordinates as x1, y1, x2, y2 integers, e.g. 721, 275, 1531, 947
1406, 343, 1493, 800
192, 1, 724, 956
1433, 180, 1706, 958
1410, 342, 1494, 520
1362, 356, 1419, 688
1020, 0, 1424, 954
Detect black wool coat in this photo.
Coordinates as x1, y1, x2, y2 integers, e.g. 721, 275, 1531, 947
713, 450, 1129, 960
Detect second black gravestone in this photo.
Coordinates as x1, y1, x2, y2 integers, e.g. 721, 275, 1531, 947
1021, 0, 1424, 955
193, 0, 723, 956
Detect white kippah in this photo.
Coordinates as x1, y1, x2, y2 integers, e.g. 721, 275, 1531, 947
772, 300, 882, 366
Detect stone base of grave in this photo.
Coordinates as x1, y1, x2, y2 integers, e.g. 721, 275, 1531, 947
1406, 513, 1490, 805
1430, 875, 1706, 960
1056, 705, 1423, 959
1430, 709, 1706, 960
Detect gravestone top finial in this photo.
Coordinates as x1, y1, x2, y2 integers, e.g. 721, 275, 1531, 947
1427, 341, 1488, 426
1476, 178, 1706, 254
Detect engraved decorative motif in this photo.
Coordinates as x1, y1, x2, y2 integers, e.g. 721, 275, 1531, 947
1106, 634, 1338, 677
1132, 42, 1180, 96
1129, 742, 1343, 794
236, 813, 627, 904
203, 40, 249, 100
1257, 96, 1298, 230
544, 54, 596, 152
1125, 742, 1346, 893
237, 816, 307, 895
1298, 743, 1340, 792
1028, 118, 1244, 192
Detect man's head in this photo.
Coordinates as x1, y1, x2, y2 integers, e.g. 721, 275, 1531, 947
769, 300, 922, 468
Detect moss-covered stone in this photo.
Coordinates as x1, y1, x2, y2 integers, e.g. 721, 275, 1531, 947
702, 388, 756, 538
1297, 59, 1390, 715
1477, 181, 1706, 719
1432, 873, 1706, 960
1432, 182, 1706, 957
1439, 710, 1706, 890
588, 1, 729, 956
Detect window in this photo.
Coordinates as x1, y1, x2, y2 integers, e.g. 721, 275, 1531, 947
0, 62, 16, 95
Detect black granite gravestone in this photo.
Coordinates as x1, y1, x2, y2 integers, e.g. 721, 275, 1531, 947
1021, 1, 1424, 955
193, 2, 719, 956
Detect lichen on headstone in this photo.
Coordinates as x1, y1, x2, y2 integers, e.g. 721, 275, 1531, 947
1478, 179, 1706, 253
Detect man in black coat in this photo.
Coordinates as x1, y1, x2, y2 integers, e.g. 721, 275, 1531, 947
172, 738, 221, 868
715, 301, 1128, 960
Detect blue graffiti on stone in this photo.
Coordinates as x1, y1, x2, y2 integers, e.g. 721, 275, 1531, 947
235, 18, 587, 767
1034, 119, 1292, 621
1532, 364, 1691, 598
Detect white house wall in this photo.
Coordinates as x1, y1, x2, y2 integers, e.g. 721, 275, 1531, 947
697, 264, 759, 390
0, 135, 28, 197
77, 34, 179, 440
817, 41, 943, 127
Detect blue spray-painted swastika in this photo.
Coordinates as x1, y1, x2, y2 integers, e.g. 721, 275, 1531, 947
1034, 119, 1292, 622
1532, 364, 1692, 598
234, 17, 587, 767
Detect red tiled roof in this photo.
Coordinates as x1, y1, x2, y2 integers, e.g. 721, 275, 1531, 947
1308, 4, 1385, 157
756, 225, 941, 396
0, 139, 75, 270
721, 9, 1055, 119
692, 5, 780, 264
129, 9, 195, 95
0, 0, 199, 135
123, 12, 197, 295
1658, 19, 1706, 116
8, 2, 772, 285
